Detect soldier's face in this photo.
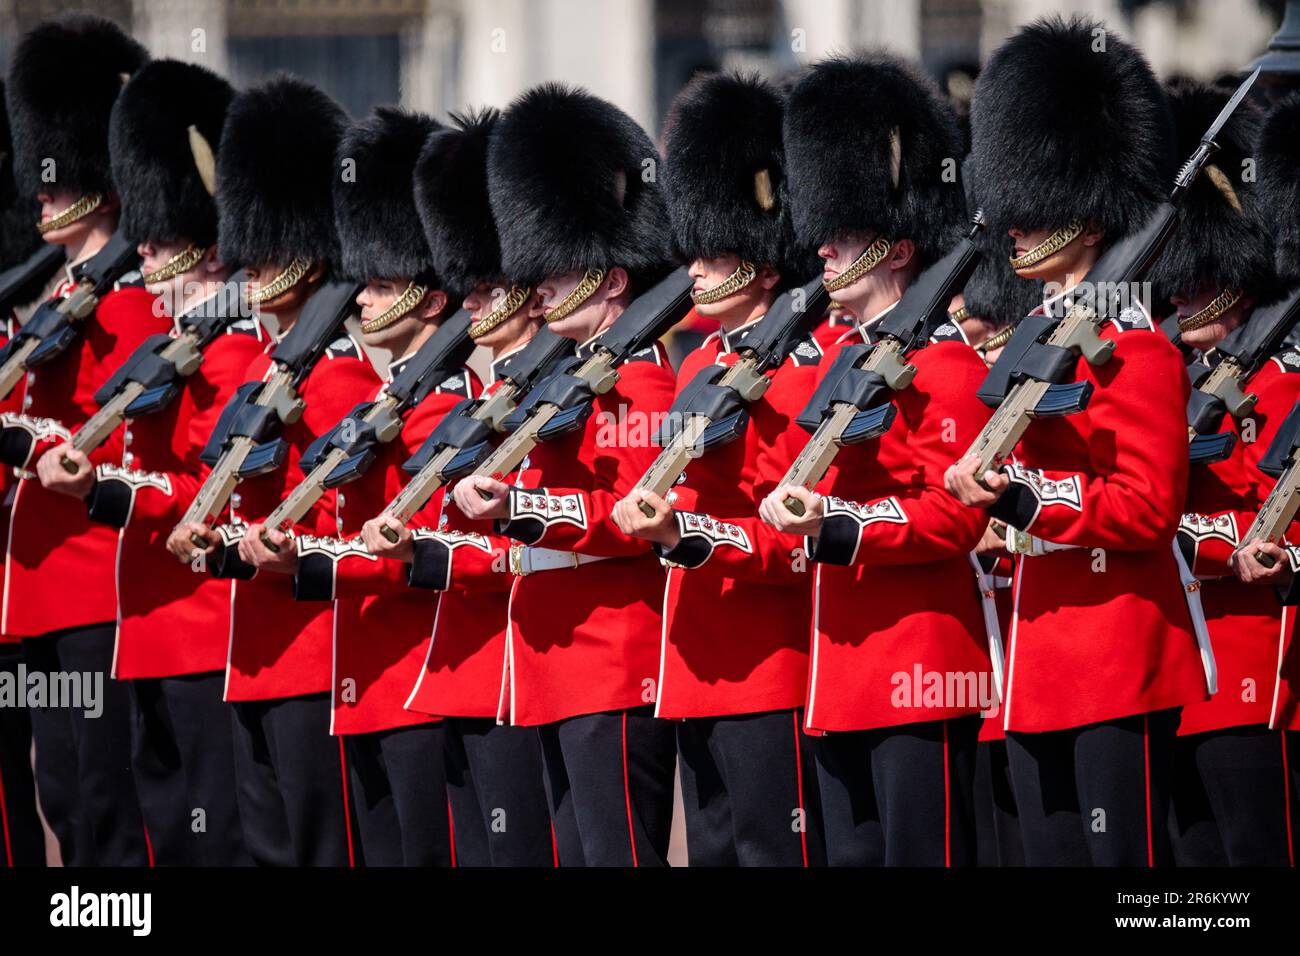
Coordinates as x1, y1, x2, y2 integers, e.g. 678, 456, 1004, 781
36, 187, 115, 248
537, 269, 606, 341
1172, 285, 1249, 352
137, 237, 203, 296
818, 232, 881, 307
464, 281, 544, 351
244, 261, 315, 317
356, 277, 425, 348
688, 254, 775, 321
1008, 225, 1099, 283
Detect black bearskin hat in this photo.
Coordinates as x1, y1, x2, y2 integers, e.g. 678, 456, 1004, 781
969, 16, 1173, 240
662, 72, 814, 280
487, 83, 675, 288
5, 14, 149, 200
216, 75, 347, 268
334, 107, 441, 283
962, 161, 1042, 329
784, 54, 967, 264
414, 108, 507, 295
109, 59, 233, 249
1148, 81, 1271, 300
0, 81, 42, 267
1260, 92, 1300, 287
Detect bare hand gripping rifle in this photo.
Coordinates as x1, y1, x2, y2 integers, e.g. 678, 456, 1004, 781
962, 68, 1260, 483
174, 279, 361, 548
466, 266, 695, 503
61, 274, 252, 471
779, 214, 987, 515
1183, 282, 1300, 466
630, 275, 828, 517
0, 232, 139, 401
0, 244, 66, 318
255, 308, 477, 550
376, 327, 576, 542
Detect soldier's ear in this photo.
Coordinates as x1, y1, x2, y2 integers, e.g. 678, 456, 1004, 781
1081, 220, 1105, 247
888, 238, 917, 271
604, 266, 630, 300
757, 264, 782, 291
417, 287, 449, 321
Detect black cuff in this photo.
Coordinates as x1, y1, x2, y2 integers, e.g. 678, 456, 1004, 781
655, 534, 712, 569
0, 427, 33, 469
408, 535, 452, 591
84, 476, 131, 528
986, 483, 1039, 531
497, 487, 546, 545
210, 542, 257, 580
293, 553, 336, 601
809, 513, 861, 566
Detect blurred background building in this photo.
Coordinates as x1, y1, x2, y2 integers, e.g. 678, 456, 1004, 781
0, 0, 1288, 135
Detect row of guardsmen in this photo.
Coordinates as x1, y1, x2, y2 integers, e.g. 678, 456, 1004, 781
0, 12, 1296, 867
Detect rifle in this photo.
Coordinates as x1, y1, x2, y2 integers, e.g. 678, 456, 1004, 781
780, 215, 986, 515
465, 266, 694, 503
631, 276, 828, 517
962, 68, 1260, 483
1240, 398, 1300, 567
173, 279, 361, 548
255, 308, 477, 550
0, 233, 140, 401
61, 274, 252, 470
377, 327, 575, 541
0, 244, 66, 317
1184, 283, 1300, 466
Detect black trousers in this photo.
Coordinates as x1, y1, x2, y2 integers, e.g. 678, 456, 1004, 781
345, 723, 452, 867
1006, 708, 1179, 866
1169, 725, 1293, 866
676, 708, 825, 866
537, 706, 676, 867
128, 671, 249, 866
813, 714, 981, 866
443, 716, 554, 866
974, 737, 1024, 867
0, 646, 44, 866
230, 693, 354, 867
22, 623, 147, 865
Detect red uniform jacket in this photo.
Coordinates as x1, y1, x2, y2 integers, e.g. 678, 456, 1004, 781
220, 329, 380, 702
469, 337, 674, 726
988, 301, 1209, 734
84, 313, 268, 679
0, 316, 20, 644
406, 346, 535, 721
651, 318, 822, 719
2, 271, 170, 638
812, 310, 858, 351
290, 357, 479, 736
1176, 350, 1300, 735
804, 316, 994, 734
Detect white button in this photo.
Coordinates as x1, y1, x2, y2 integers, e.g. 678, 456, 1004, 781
231, 493, 242, 509
22, 396, 32, 409
123, 452, 134, 465
337, 492, 346, 508
123, 430, 133, 444
25, 372, 35, 386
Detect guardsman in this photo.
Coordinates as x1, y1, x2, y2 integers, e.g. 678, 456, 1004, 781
165, 77, 380, 866
759, 55, 994, 866
2, 14, 159, 866
237, 107, 479, 867
0, 78, 46, 868
1143, 80, 1297, 867
362, 109, 556, 866
447, 84, 679, 866
1230, 90, 1300, 865
35, 59, 257, 866
608, 72, 825, 866
943, 17, 1209, 866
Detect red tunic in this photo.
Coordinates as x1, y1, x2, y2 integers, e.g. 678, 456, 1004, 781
1177, 352, 1300, 735
490, 340, 675, 726
989, 305, 1210, 734
2, 274, 171, 638
812, 311, 858, 351
805, 319, 994, 733
651, 319, 822, 719
0, 316, 21, 644
290, 359, 478, 735
221, 331, 381, 702
85, 315, 268, 678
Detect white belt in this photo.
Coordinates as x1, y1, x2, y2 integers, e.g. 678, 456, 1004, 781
1003, 525, 1079, 557
508, 543, 611, 576
1171, 541, 1218, 696
968, 552, 1006, 705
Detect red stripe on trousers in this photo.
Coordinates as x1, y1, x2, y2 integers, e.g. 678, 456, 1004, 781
337, 738, 355, 868
942, 720, 951, 868
792, 710, 808, 868
446, 798, 457, 867
621, 712, 639, 867
1143, 715, 1153, 868
0, 761, 11, 867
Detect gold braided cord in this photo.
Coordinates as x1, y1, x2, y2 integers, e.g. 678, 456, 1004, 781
544, 268, 606, 323
691, 260, 758, 305
142, 244, 205, 284
245, 256, 313, 305
824, 237, 893, 292
1008, 222, 1084, 270
975, 324, 1016, 355
37, 193, 104, 235
361, 280, 428, 333
949, 305, 970, 323
469, 285, 531, 339
1177, 288, 1243, 333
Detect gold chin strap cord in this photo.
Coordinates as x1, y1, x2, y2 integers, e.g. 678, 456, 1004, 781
544, 268, 606, 323
1008, 222, 1084, 270
142, 244, 206, 285
38, 193, 104, 235
246, 256, 314, 306
362, 280, 429, 334
824, 237, 892, 293
949, 305, 971, 324
470, 285, 531, 339
975, 324, 1015, 355
691, 260, 758, 305
1178, 288, 1242, 334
